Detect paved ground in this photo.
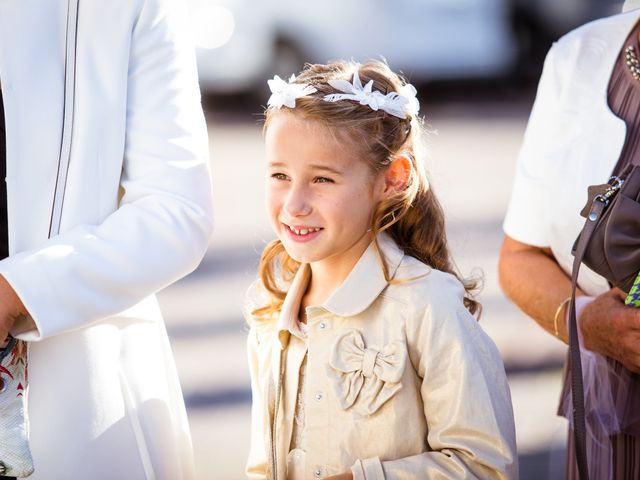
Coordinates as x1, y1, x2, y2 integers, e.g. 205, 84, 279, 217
157, 92, 571, 479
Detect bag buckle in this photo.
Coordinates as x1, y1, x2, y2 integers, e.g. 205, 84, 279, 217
608, 175, 625, 190
595, 176, 625, 206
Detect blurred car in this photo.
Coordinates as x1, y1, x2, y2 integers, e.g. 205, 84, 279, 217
188, 0, 517, 95
510, 0, 622, 79
512, 0, 621, 42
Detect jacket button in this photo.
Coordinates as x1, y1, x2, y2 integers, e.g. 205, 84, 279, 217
319, 322, 326, 330
314, 468, 322, 477
315, 392, 323, 401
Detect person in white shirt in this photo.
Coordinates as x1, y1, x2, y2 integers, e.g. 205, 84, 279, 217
500, 3, 640, 478
0, 0, 213, 478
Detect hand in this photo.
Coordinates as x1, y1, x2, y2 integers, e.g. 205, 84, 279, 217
324, 474, 353, 480
580, 288, 640, 372
0, 275, 28, 345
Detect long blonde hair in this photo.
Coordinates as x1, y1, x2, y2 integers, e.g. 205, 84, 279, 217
252, 60, 480, 320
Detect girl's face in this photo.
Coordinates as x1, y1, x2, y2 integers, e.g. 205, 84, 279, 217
265, 113, 386, 271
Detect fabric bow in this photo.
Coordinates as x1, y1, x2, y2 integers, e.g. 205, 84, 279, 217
328, 329, 406, 415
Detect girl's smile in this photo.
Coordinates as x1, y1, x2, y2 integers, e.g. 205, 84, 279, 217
265, 113, 385, 272
283, 223, 323, 242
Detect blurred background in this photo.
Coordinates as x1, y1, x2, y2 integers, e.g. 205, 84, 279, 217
159, 1, 625, 478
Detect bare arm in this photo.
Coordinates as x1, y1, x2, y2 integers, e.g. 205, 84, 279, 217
498, 234, 573, 343
499, 235, 640, 372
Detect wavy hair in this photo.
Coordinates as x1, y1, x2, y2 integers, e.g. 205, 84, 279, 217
252, 60, 481, 320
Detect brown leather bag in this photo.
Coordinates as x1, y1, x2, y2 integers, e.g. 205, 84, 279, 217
568, 162, 640, 480
574, 164, 640, 293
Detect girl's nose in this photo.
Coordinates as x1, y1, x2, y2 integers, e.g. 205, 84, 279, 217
284, 185, 311, 217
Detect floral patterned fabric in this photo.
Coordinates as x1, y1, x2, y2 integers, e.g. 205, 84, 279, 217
0, 338, 33, 477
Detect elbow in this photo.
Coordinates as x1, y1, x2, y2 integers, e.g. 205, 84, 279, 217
168, 187, 214, 276
497, 236, 513, 299
185, 203, 214, 271
190, 179, 215, 261
498, 234, 533, 304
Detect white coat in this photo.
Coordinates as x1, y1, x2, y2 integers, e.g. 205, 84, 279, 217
0, 0, 213, 478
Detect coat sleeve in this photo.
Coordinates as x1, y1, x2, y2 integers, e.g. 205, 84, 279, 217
351, 278, 518, 479
246, 327, 269, 479
1, 0, 214, 340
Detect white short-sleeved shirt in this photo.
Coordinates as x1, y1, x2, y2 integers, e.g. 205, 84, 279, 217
503, 11, 640, 296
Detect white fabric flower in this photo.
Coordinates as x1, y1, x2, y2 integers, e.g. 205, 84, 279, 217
399, 83, 420, 117
267, 74, 317, 109
325, 71, 387, 111
324, 70, 420, 119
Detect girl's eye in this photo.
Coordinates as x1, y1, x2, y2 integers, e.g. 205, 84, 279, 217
271, 173, 289, 181
314, 177, 334, 184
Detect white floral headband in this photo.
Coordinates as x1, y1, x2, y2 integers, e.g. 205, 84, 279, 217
267, 71, 419, 119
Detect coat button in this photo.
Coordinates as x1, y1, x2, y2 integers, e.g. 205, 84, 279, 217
319, 322, 326, 330
315, 391, 323, 401
314, 468, 322, 477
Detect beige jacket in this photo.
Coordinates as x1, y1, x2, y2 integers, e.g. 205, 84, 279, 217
246, 235, 518, 479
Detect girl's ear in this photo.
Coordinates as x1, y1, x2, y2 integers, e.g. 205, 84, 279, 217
383, 154, 412, 194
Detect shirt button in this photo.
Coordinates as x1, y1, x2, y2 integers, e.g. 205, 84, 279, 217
315, 391, 323, 401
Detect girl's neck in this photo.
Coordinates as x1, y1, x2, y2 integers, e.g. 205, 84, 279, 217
299, 234, 373, 322
299, 268, 340, 324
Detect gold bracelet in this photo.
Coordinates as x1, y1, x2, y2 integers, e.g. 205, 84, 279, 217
553, 296, 572, 337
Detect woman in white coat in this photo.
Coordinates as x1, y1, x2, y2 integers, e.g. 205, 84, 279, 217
499, 4, 640, 479
0, 0, 213, 478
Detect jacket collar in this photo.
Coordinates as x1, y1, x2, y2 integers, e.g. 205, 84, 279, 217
276, 233, 405, 349
276, 262, 310, 347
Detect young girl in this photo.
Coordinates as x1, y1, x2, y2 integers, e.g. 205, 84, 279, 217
245, 60, 517, 480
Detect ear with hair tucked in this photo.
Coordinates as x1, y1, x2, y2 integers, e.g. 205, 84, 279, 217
383, 154, 412, 194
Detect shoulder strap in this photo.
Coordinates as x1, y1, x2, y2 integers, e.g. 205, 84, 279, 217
568, 197, 608, 480
49, 0, 79, 239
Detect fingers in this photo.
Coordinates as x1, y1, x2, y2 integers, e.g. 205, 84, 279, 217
610, 287, 628, 302
604, 306, 640, 371
580, 291, 640, 370
619, 332, 640, 373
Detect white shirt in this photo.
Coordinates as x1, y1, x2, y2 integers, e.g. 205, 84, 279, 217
503, 10, 640, 295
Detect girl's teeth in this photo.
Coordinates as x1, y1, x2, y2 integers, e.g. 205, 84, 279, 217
288, 225, 320, 235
